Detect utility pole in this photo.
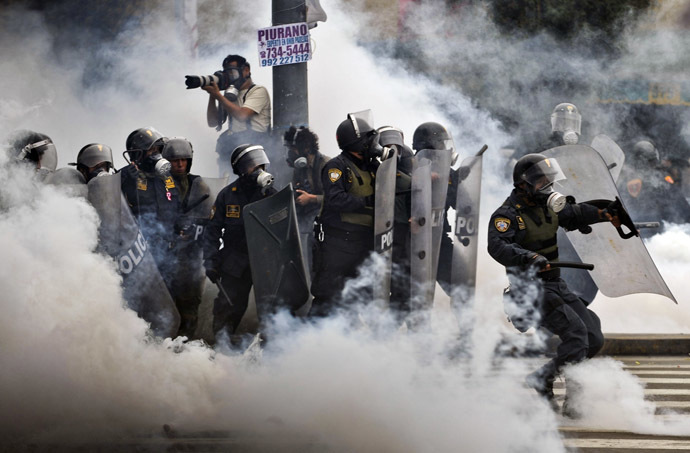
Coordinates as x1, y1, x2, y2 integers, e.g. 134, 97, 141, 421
272, 0, 309, 132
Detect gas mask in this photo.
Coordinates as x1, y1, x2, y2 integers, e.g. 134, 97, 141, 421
533, 184, 567, 213
140, 152, 171, 177
248, 167, 274, 190
561, 130, 579, 145
293, 157, 308, 169
226, 66, 246, 91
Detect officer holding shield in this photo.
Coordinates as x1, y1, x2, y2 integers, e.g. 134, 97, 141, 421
310, 114, 378, 317
202, 144, 276, 343
488, 153, 620, 417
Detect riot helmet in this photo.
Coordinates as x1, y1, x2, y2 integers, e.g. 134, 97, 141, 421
125, 127, 164, 164
550, 103, 581, 145
336, 112, 375, 154
631, 140, 659, 166
231, 144, 274, 189
513, 153, 568, 212
371, 126, 404, 161
70, 143, 113, 181
161, 137, 194, 174
412, 122, 458, 165
7, 130, 58, 173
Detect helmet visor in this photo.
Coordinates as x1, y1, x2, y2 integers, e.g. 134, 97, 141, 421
551, 111, 581, 134
377, 127, 404, 148
521, 158, 566, 189
347, 109, 374, 139
233, 145, 270, 175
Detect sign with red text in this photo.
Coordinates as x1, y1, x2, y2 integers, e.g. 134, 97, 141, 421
257, 23, 311, 67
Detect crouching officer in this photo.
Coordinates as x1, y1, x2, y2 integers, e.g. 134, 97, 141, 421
202, 144, 276, 343
310, 114, 378, 317
487, 153, 620, 417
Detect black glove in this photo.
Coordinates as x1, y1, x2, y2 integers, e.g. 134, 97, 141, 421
528, 253, 549, 270
206, 268, 220, 284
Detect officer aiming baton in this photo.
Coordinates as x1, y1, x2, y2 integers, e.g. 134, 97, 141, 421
548, 261, 595, 271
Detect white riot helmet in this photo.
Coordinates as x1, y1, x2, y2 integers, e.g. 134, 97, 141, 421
551, 103, 581, 145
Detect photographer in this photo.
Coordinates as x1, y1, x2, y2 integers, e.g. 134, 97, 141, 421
196, 54, 271, 177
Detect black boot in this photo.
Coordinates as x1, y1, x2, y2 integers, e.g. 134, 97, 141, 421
562, 378, 583, 419
526, 369, 559, 412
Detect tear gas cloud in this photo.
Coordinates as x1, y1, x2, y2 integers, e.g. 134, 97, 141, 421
1, 0, 689, 449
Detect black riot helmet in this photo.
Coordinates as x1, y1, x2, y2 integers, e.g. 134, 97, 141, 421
513, 153, 566, 189
412, 121, 458, 165
69, 143, 114, 181
161, 137, 194, 173
231, 143, 270, 176
631, 140, 659, 166
125, 127, 163, 163
336, 114, 375, 153
7, 130, 58, 172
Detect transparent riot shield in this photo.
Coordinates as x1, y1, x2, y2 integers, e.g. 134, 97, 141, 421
244, 184, 310, 314
542, 145, 676, 303
410, 158, 433, 310
450, 145, 486, 307
591, 134, 625, 183
87, 172, 181, 337
415, 149, 452, 296
372, 151, 397, 307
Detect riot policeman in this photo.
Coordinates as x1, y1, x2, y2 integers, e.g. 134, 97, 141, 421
412, 121, 460, 296
537, 103, 582, 151
488, 153, 619, 417
310, 114, 379, 317
70, 143, 114, 182
5, 130, 58, 180
202, 143, 276, 342
120, 127, 180, 286
161, 137, 210, 338
283, 126, 330, 277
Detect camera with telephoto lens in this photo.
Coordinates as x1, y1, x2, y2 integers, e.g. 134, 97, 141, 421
185, 70, 231, 90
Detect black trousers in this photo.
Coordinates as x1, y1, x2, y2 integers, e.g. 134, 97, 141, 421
536, 278, 604, 383
310, 233, 373, 317
213, 267, 253, 338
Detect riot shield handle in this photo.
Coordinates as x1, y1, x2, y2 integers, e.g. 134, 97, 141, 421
584, 197, 639, 239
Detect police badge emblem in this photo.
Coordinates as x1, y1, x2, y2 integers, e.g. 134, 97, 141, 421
328, 168, 342, 183
494, 217, 511, 232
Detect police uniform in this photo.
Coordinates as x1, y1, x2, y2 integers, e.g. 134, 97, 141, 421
487, 189, 606, 388
202, 178, 277, 337
168, 173, 209, 338
310, 152, 377, 317
120, 164, 180, 284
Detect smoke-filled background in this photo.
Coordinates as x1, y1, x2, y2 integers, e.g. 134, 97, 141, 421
1, 0, 690, 450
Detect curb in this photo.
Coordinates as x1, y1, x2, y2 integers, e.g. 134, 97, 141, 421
600, 334, 690, 356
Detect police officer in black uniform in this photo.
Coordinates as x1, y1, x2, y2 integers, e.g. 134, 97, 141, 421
488, 153, 620, 417
203, 144, 276, 342
70, 143, 114, 182
310, 115, 379, 317
161, 137, 209, 338
412, 121, 460, 296
120, 127, 180, 286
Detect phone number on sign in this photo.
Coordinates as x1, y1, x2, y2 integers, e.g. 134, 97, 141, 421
261, 54, 310, 66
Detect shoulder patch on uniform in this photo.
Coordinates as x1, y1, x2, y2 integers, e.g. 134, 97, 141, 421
231, 186, 237, 192
627, 178, 642, 198
164, 176, 175, 189
494, 217, 511, 232
226, 204, 240, 218
328, 168, 342, 183
137, 177, 147, 191
209, 205, 216, 219
516, 215, 526, 230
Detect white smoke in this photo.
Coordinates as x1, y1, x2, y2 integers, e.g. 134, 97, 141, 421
1, 0, 688, 450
